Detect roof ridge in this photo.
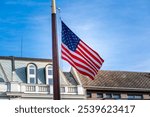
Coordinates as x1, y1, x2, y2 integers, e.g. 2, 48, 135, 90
0, 56, 52, 62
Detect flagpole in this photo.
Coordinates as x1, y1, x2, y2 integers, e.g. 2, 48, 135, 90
51, 0, 60, 100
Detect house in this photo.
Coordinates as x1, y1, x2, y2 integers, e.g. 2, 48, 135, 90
0, 56, 85, 100
0, 56, 150, 100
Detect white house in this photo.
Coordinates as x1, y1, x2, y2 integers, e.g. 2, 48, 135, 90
0, 56, 85, 100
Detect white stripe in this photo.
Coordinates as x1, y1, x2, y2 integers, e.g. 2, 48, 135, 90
62, 44, 86, 62
78, 44, 101, 67
80, 41, 102, 60
62, 47, 97, 75
62, 55, 95, 78
62, 44, 98, 73
76, 47, 100, 70
77, 66, 95, 78
80, 41, 103, 64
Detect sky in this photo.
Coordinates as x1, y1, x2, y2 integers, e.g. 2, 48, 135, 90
0, 0, 150, 72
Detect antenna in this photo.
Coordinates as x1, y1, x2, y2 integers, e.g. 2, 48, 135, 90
21, 36, 23, 57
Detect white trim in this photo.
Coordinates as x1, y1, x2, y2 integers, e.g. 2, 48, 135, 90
59, 69, 69, 85
45, 65, 53, 85
27, 64, 37, 84
70, 67, 82, 85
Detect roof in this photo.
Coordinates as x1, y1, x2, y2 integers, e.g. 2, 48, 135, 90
63, 72, 79, 85
77, 70, 150, 92
0, 56, 52, 62
0, 56, 52, 83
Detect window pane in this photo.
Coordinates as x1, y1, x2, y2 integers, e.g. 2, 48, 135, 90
30, 69, 35, 74
97, 93, 103, 98
30, 65, 35, 68
48, 66, 52, 69
48, 70, 53, 75
113, 94, 121, 99
48, 79, 53, 85
30, 78, 35, 84
128, 94, 143, 100
128, 95, 134, 99
87, 92, 92, 98
105, 93, 112, 98
135, 95, 143, 99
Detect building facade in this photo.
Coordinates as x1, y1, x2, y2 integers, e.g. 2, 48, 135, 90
0, 56, 85, 100
74, 69, 150, 100
0, 56, 150, 100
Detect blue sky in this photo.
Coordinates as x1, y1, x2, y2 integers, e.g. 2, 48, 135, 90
0, 0, 150, 72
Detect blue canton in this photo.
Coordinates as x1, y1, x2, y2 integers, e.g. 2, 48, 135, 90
62, 21, 80, 52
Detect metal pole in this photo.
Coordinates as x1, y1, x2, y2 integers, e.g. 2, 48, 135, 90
51, 0, 60, 100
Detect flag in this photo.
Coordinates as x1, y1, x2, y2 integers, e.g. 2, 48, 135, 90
61, 21, 104, 80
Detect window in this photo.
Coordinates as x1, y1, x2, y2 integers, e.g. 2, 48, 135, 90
128, 95, 134, 99
30, 77, 35, 84
48, 69, 53, 75
128, 94, 143, 100
113, 94, 121, 99
29, 69, 34, 74
27, 64, 37, 84
97, 93, 103, 98
104, 93, 121, 99
45, 65, 53, 85
135, 95, 143, 99
105, 93, 112, 99
87, 92, 92, 98
48, 78, 53, 85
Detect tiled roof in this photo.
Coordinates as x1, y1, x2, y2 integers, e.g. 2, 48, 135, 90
77, 70, 150, 91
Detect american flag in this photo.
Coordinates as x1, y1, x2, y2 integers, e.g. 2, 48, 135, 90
61, 21, 104, 80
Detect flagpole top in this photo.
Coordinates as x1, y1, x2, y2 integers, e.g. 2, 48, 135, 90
52, 0, 56, 14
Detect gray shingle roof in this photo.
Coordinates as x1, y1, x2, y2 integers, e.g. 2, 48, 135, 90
63, 72, 79, 85
0, 56, 52, 62
0, 56, 52, 83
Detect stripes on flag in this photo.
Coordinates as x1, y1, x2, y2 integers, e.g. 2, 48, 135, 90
61, 21, 104, 80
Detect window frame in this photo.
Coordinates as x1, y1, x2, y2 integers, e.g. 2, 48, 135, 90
104, 93, 121, 99
105, 93, 112, 99
127, 94, 143, 100
86, 92, 92, 98
97, 93, 103, 98
45, 64, 53, 85
27, 63, 37, 84
112, 94, 121, 99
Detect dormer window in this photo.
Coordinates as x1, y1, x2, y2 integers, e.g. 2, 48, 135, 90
27, 63, 37, 84
45, 64, 53, 85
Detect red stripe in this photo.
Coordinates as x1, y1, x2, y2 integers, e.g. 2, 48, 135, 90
62, 56, 94, 80
78, 43, 102, 69
76, 47, 100, 70
61, 44, 98, 74
79, 41, 103, 64
62, 51, 96, 76
62, 50, 96, 76
81, 40, 104, 63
